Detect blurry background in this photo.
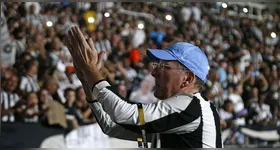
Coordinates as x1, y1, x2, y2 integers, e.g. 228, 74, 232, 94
0, 2, 280, 148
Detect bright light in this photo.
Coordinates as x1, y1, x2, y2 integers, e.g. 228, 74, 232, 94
137, 23, 144, 30
88, 17, 95, 23
165, 15, 172, 21
104, 12, 110, 18
222, 3, 227, 8
46, 21, 53, 27
243, 8, 248, 13
271, 32, 277, 38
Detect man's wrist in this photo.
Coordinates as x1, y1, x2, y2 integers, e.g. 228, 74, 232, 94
85, 68, 104, 86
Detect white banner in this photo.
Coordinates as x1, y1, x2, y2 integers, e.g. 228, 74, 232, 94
65, 123, 137, 148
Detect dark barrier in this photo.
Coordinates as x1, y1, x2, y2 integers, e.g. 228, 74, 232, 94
0, 122, 65, 148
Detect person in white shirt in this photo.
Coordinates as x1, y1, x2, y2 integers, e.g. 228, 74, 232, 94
129, 79, 157, 104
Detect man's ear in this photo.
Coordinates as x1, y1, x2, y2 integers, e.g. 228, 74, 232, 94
181, 71, 195, 88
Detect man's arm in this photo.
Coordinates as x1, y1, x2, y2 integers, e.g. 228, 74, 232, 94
92, 80, 201, 134
80, 80, 149, 141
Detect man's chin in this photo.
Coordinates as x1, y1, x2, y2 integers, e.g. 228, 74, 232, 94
154, 92, 164, 100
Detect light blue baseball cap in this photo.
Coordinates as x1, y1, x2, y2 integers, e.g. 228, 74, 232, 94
147, 42, 209, 83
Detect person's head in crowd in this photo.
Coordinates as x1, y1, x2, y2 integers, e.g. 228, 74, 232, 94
50, 37, 62, 52
223, 99, 234, 113
262, 64, 271, 78
4, 73, 19, 93
123, 57, 132, 68
161, 36, 174, 49
28, 4, 36, 15
58, 14, 68, 25
12, 26, 25, 40
39, 89, 52, 104
34, 32, 46, 46
70, 14, 78, 24
26, 23, 39, 37
7, 17, 19, 33
258, 92, 267, 105
46, 27, 56, 41
43, 77, 59, 95
15, 52, 33, 72
250, 87, 259, 100
117, 81, 127, 98
25, 92, 39, 107
24, 59, 39, 77
227, 84, 235, 95
64, 88, 76, 105
165, 26, 174, 37
96, 30, 104, 41
76, 86, 86, 102
139, 79, 154, 95
209, 68, 220, 82
233, 62, 241, 74
117, 40, 126, 52
147, 42, 208, 100
104, 30, 112, 40
234, 84, 243, 95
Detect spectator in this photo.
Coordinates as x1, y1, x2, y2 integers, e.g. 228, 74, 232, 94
64, 88, 81, 130
228, 84, 247, 126
207, 68, 224, 109
95, 30, 112, 61
129, 79, 157, 104
43, 77, 66, 104
247, 88, 273, 125
20, 92, 40, 123
1, 73, 20, 122
76, 87, 96, 125
19, 59, 40, 94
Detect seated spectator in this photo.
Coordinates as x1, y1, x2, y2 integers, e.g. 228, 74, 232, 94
219, 100, 245, 145
220, 100, 235, 130
129, 79, 157, 104
38, 89, 52, 124
39, 89, 68, 128
76, 87, 96, 125
247, 88, 273, 125
43, 77, 66, 104
1, 73, 20, 123
227, 62, 243, 85
207, 68, 224, 109
20, 92, 40, 123
228, 84, 247, 126
19, 59, 40, 94
64, 88, 82, 130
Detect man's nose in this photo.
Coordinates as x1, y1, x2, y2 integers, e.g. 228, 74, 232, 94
151, 68, 158, 77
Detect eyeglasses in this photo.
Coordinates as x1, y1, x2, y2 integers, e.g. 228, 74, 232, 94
152, 61, 187, 71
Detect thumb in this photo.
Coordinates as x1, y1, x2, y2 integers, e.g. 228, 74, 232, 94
96, 51, 106, 70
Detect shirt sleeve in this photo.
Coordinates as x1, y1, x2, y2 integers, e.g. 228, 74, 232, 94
88, 102, 152, 141
92, 81, 201, 134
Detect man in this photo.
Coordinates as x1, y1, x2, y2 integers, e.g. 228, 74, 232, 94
19, 59, 40, 94
66, 26, 222, 148
1, 73, 20, 122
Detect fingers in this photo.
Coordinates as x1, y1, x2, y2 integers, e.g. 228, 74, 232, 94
87, 37, 97, 55
96, 51, 106, 70
66, 30, 76, 54
72, 26, 87, 46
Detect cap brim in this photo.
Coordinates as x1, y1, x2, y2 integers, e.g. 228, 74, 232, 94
147, 49, 176, 61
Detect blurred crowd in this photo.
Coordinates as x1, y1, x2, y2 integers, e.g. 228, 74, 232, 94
1, 2, 280, 145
